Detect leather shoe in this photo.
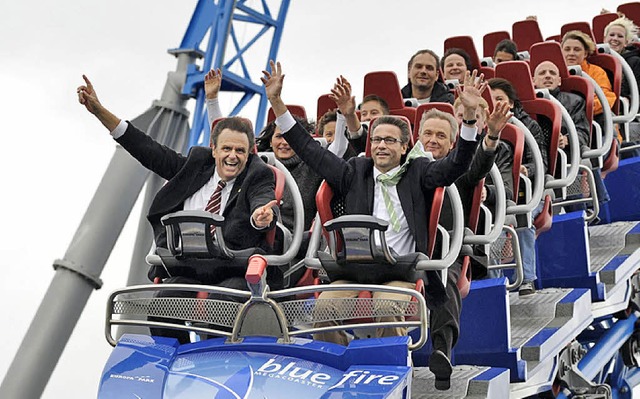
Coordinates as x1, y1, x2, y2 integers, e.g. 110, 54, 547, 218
429, 349, 452, 390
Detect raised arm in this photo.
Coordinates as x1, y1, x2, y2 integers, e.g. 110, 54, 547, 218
326, 76, 355, 157
205, 68, 224, 127
77, 75, 121, 132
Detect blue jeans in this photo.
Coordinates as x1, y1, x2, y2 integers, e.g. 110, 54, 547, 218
515, 202, 544, 283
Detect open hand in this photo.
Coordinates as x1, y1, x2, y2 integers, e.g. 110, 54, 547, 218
204, 68, 222, 100
252, 199, 278, 228
456, 70, 487, 114
261, 60, 285, 101
486, 101, 512, 138
329, 75, 356, 116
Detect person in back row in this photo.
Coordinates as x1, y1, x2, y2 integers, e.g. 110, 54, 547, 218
401, 49, 455, 104
441, 48, 472, 82
561, 30, 617, 122
494, 39, 520, 64
533, 60, 591, 159
604, 16, 640, 100
263, 60, 484, 390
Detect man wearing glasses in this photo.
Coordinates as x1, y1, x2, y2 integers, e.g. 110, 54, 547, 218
263, 61, 482, 390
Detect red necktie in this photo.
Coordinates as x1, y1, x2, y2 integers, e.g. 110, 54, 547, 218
205, 180, 226, 236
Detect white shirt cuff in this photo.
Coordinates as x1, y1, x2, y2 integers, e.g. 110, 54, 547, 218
275, 110, 296, 133
459, 124, 478, 142
111, 119, 128, 139
349, 125, 365, 139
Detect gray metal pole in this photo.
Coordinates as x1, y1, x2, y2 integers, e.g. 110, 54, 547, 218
0, 147, 149, 399
0, 50, 199, 399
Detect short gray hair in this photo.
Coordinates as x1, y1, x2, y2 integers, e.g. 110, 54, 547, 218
418, 108, 458, 142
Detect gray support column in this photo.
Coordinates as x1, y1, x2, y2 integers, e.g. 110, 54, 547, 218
0, 146, 149, 399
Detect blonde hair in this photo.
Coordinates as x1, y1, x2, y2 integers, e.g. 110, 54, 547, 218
453, 97, 490, 122
561, 30, 596, 55
605, 16, 637, 42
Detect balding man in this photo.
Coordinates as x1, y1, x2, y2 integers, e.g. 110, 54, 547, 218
533, 61, 590, 159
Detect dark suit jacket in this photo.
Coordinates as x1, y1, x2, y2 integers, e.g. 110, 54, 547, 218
116, 122, 276, 253
283, 120, 478, 301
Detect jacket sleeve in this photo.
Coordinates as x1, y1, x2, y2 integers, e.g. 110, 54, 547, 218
282, 121, 355, 196
485, 141, 515, 205
247, 160, 278, 230
567, 96, 591, 153
521, 116, 549, 178
589, 63, 617, 116
115, 121, 188, 181
416, 137, 479, 189
455, 144, 496, 190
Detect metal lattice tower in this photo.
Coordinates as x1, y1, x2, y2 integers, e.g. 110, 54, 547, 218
179, 0, 291, 147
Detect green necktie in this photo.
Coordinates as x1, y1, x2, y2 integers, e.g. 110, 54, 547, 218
375, 143, 432, 232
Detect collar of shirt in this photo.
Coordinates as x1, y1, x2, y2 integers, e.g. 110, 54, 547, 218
373, 164, 402, 181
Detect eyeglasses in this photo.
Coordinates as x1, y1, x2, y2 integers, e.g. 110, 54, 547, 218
370, 136, 403, 145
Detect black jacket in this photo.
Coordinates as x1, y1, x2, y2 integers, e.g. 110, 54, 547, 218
513, 105, 549, 178
401, 80, 454, 104
116, 122, 276, 252
621, 45, 640, 99
550, 88, 590, 159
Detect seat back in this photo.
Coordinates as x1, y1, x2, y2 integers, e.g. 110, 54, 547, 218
413, 102, 456, 142
483, 31, 511, 58
588, 51, 622, 114
496, 61, 562, 175
316, 93, 336, 125
512, 19, 544, 52
593, 13, 619, 43
561, 22, 596, 43
444, 35, 495, 79
499, 123, 525, 195
265, 165, 286, 246
618, 2, 640, 25
267, 105, 307, 124
363, 70, 417, 126
444, 36, 482, 70
530, 41, 595, 142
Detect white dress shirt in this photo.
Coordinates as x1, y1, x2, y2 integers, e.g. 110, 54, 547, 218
372, 165, 415, 256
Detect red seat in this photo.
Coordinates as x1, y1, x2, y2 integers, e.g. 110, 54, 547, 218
530, 41, 594, 144
499, 124, 526, 197
512, 19, 544, 52
593, 13, 620, 44
317, 93, 336, 124
363, 71, 417, 124
587, 52, 622, 114
413, 103, 456, 141
497, 62, 561, 237
483, 31, 511, 58
546, 34, 562, 43
561, 22, 596, 43
618, 2, 640, 26
496, 61, 562, 177
267, 105, 307, 124
444, 36, 495, 79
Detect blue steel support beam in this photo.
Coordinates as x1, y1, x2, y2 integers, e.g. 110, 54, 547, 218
175, 0, 290, 148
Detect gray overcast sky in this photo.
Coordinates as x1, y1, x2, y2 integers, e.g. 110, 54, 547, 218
0, 0, 626, 397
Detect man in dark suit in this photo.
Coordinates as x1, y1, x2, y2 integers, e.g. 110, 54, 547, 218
76, 75, 278, 287
262, 61, 483, 390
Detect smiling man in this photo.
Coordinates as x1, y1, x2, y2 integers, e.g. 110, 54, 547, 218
77, 75, 278, 283
263, 61, 481, 390
401, 49, 454, 104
